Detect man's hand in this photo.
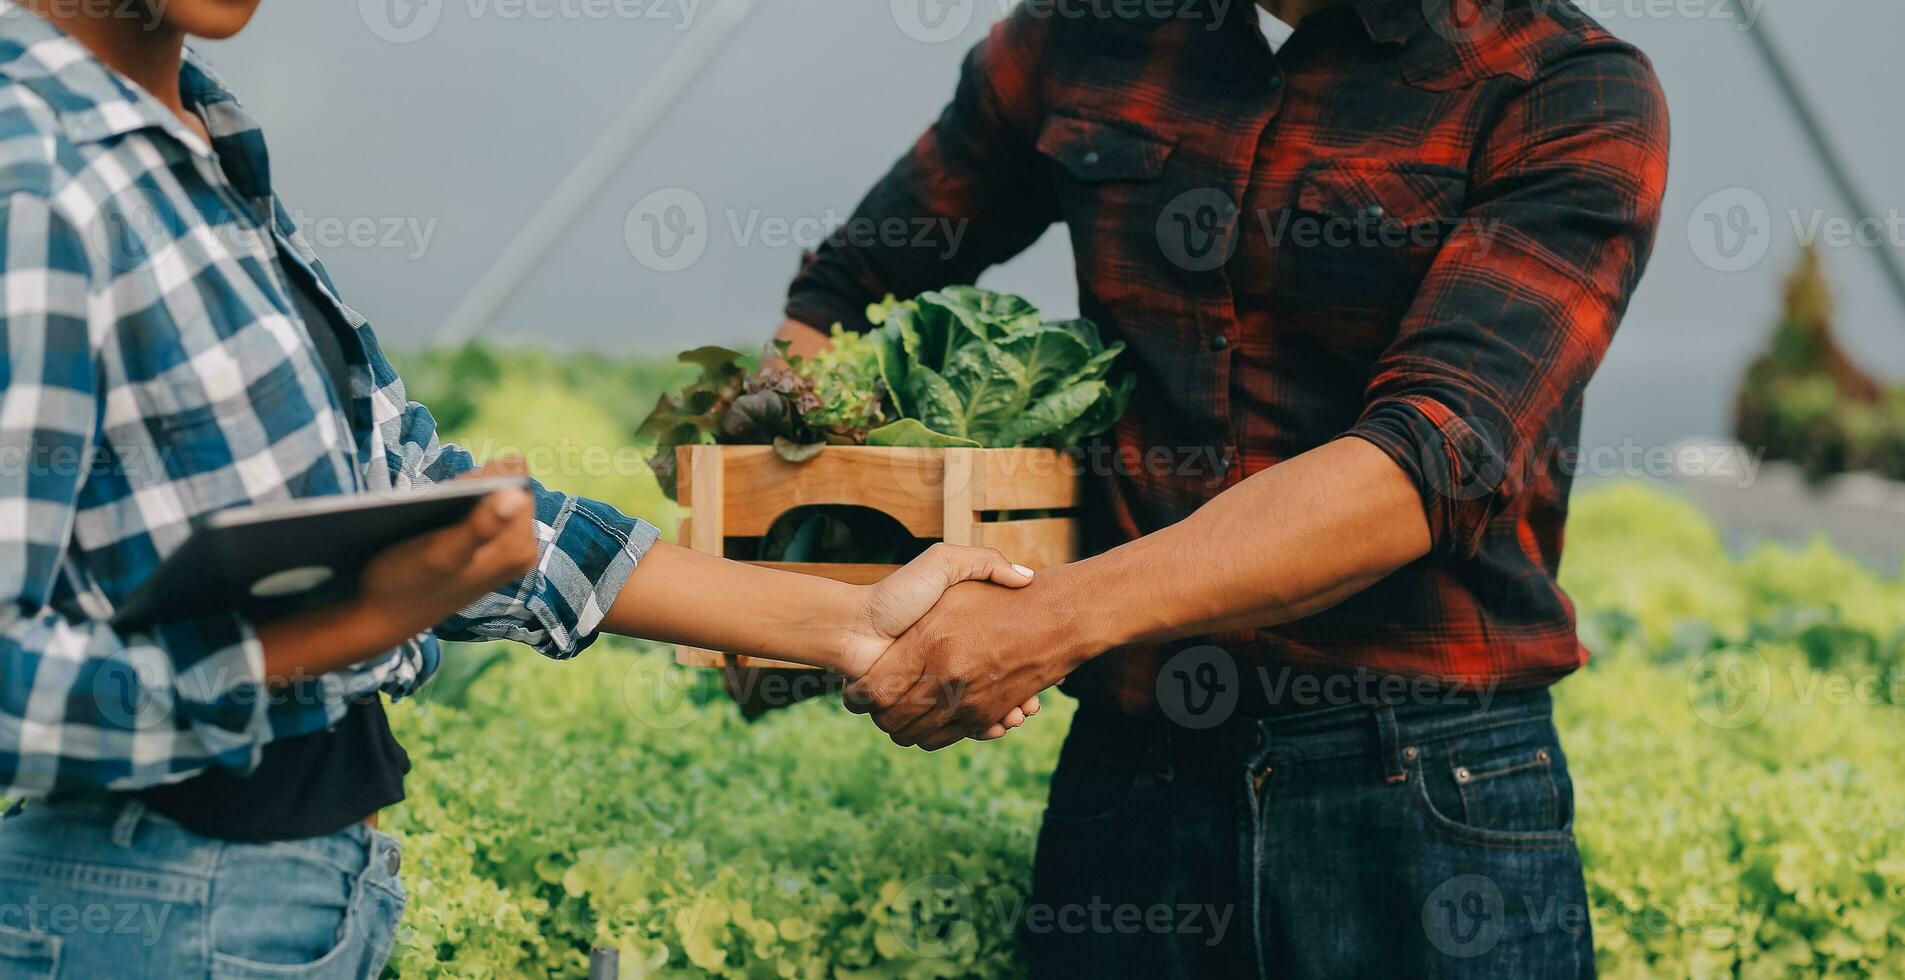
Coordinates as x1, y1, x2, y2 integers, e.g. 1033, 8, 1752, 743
845, 574, 1088, 751
842, 544, 1044, 740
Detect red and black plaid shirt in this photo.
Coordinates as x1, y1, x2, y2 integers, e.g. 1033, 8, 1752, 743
787, 0, 1669, 712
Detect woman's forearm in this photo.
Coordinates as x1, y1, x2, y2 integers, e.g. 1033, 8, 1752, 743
599, 542, 864, 672
257, 599, 437, 685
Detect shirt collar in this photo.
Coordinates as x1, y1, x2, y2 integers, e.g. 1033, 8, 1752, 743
1348, 0, 1544, 88
0, 1, 254, 156
1349, 0, 1425, 45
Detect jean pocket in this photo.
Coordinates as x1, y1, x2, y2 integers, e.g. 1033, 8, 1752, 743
358, 867, 406, 979
1409, 722, 1575, 849
210, 842, 361, 978
0, 922, 60, 978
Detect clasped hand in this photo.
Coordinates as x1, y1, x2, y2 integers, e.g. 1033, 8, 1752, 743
847, 545, 1085, 751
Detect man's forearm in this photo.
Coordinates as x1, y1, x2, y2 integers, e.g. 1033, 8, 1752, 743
1044, 437, 1432, 659
774, 318, 832, 360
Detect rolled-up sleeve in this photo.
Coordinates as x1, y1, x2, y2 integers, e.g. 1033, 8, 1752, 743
431, 479, 659, 658
365, 337, 660, 659
1346, 42, 1669, 557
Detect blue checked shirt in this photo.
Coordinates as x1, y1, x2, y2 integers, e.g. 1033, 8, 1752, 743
0, 6, 659, 797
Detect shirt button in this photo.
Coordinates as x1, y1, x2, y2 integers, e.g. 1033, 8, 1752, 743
1210, 333, 1230, 351
1365, 205, 1385, 220
1081, 150, 1101, 168
1267, 75, 1283, 91
1215, 453, 1233, 476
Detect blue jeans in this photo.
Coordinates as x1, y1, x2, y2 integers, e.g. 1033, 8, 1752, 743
1027, 688, 1593, 978
0, 798, 405, 978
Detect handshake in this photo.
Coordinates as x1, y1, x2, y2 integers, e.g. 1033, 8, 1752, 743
828, 543, 1089, 752
377, 461, 1091, 752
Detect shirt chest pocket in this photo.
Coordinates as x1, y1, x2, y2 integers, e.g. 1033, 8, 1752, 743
1274, 161, 1468, 325
1037, 113, 1177, 277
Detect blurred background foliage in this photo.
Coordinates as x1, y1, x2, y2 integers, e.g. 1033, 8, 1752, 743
1735, 249, 1905, 481
380, 350, 1905, 979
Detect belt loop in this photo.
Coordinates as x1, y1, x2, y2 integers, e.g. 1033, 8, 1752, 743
111, 799, 146, 848
1374, 705, 1408, 784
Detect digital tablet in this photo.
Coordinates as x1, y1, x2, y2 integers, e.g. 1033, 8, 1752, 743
112, 476, 532, 631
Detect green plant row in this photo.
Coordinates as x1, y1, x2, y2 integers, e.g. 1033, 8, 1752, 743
383, 349, 1905, 978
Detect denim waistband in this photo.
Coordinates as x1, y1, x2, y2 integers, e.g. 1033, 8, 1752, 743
1078, 687, 1555, 775
6, 796, 382, 881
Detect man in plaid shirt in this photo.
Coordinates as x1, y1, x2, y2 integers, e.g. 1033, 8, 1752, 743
781, 0, 1668, 974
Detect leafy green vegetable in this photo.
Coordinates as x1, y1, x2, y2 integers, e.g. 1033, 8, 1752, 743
634, 346, 751, 497
635, 288, 1132, 504
795, 325, 889, 444
863, 287, 1132, 449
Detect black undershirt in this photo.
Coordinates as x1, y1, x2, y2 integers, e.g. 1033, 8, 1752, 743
140, 254, 410, 842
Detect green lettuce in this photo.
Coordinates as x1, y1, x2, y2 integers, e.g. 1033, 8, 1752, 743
864, 286, 1132, 449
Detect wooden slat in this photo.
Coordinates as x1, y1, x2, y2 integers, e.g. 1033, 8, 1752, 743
940, 448, 979, 546
752, 562, 900, 585
974, 448, 1079, 511
672, 646, 808, 670
682, 445, 725, 555
975, 517, 1079, 569
674, 645, 726, 667
716, 446, 946, 538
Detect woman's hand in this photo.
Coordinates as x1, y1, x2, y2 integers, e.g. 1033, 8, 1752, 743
358, 484, 539, 633
840, 544, 1043, 740
261, 481, 538, 684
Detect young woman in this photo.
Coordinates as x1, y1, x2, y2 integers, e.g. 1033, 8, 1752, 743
0, 1, 1039, 975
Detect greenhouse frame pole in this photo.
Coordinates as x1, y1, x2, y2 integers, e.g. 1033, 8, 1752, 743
1728, 0, 1905, 315
434, 0, 762, 344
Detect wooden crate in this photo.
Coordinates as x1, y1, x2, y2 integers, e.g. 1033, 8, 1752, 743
673, 444, 1080, 669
